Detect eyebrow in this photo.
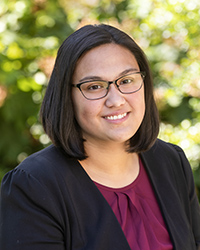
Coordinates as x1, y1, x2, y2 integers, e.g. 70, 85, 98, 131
78, 68, 139, 83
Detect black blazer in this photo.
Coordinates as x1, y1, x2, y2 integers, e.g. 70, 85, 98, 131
0, 139, 200, 250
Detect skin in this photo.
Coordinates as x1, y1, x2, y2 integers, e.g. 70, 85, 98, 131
72, 43, 145, 188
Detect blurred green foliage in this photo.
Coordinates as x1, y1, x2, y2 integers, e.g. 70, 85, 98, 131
0, 0, 200, 199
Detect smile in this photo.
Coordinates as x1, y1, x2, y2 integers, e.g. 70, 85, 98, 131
104, 112, 127, 120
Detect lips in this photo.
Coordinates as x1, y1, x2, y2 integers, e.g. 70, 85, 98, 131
104, 112, 128, 120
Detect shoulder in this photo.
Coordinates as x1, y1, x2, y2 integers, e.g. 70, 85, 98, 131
143, 139, 193, 186
150, 138, 184, 154
15, 145, 76, 179
18, 144, 69, 168
147, 138, 188, 163
1, 145, 84, 214
142, 138, 192, 182
2, 145, 80, 194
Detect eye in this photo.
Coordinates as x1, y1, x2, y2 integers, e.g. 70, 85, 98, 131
82, 81, 107, 91
119, 78, 134, 85
88, 84, 103, 90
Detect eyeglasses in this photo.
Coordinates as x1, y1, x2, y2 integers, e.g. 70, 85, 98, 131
72, 71, 146, 100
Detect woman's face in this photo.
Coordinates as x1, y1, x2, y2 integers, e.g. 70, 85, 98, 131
72, 43, 145, 147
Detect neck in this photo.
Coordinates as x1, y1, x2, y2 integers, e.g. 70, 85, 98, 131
79, 140, 140, 188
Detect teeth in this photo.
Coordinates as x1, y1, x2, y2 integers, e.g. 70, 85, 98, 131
106, 113, 127, 120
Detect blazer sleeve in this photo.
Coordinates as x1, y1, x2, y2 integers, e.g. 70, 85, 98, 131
0, 168, 65, 250
173, 144, 200, 250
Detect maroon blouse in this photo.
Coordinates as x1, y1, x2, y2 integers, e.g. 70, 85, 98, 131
94, 159, 173, 250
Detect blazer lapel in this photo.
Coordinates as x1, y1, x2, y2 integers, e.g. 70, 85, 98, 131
141, 144, 196, 250
63, 156, 131, 250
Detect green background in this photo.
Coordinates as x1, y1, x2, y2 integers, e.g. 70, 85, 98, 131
0, 0, 200, 200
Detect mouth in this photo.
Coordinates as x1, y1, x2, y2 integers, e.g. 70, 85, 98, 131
104, 112, 128, 120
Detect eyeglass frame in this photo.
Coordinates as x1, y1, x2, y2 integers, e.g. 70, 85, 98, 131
72, 71, 146, 100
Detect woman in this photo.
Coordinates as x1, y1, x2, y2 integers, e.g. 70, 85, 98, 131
0, 24, 200, 250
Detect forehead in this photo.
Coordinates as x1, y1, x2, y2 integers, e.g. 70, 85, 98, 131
73, 43, 140, 81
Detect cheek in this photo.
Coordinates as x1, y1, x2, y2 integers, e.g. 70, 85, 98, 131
73, 99, 99, 126
129, 89, 145, 110
72, 92, 86, 122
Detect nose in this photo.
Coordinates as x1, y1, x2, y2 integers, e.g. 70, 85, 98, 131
105, 84, 126, 108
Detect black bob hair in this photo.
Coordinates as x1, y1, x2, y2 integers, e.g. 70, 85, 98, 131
40, 24, 159, 159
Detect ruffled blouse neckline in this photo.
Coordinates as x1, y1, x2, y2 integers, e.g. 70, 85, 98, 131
94, 158, 173, 250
